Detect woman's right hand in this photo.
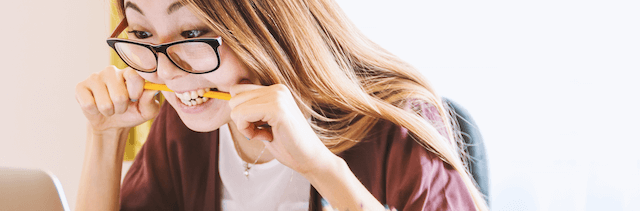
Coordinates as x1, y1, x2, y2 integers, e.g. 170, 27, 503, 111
75, 66, 161, 135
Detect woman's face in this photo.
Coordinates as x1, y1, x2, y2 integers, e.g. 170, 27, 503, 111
124, 0, 255, 132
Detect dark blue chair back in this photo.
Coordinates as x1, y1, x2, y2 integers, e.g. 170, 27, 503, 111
443, 98, 490, 206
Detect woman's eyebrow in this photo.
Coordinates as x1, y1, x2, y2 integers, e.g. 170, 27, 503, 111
123, 1, 182, 16
124, 1, 144, 16
167, 1, 184, 15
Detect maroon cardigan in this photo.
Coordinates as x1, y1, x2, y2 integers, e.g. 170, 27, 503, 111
120, 103, 476, 211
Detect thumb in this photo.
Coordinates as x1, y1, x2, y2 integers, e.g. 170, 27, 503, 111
249, 127, 274, 142
122, 67, 145, 102
138, 90, 162, 120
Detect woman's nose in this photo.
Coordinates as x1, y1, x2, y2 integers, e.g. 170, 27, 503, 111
156, 53, 189, 80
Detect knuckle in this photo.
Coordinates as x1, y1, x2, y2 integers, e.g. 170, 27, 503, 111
97, 103, 114, 113
272, 84, 289, 99
229, 86, 239, 95
273, 84, 291, 96
88, 72, 100, 80
75, 82, 85, 91
123, 67, 138, 76
229, 110, 241, 121
80, 102, 96, 111
123, 66, 135, 72
112, 95, 129, 105
100, 67, 116, 77
273, 84, 288, 92
123, 69, 136, 80
106, 65, 119, 72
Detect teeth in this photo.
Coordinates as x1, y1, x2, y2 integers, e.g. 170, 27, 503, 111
175, 88, 213, 107
190, 91, 198, 99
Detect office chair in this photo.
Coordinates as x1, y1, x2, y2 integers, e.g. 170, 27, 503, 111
443, 98, 490, 206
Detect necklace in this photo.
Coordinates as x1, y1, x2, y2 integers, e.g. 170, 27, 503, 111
232, 136, 267, 178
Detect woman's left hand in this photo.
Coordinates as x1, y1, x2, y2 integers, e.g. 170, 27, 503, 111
229, 82, 336, 176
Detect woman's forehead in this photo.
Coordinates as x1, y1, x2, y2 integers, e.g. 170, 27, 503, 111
124, 0, 208, 28
124, 0, 185, 17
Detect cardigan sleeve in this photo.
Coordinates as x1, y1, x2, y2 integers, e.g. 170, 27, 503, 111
385, 125, 476, 210
385, 102, 476, 211
331, 102, 476, 211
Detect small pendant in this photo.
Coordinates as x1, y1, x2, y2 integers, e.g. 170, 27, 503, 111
243, 163, 250, 178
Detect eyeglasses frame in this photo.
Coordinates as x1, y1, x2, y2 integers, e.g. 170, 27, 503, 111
106, 17, 223, 74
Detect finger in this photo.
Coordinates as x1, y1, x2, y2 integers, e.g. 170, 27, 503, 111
229, 80, 263, 97
236, 119, 274, 142
88, 81, 115, 116
137, 90, 161, 121
250, 126, 273, 142
122, 67, 144, 102
230, 97, 273, 123
230, 99, 275, 141
228, 84, 267, 109
103, 68, 130, 114
75, 82, 99, 116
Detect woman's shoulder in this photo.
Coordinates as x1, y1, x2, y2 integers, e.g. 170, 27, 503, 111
338, 101, 476, 210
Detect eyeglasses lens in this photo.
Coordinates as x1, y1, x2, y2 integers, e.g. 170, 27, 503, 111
114, 43, 157, 72
166, 42, 219, 73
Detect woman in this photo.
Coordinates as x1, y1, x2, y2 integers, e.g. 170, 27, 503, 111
75, 0, 488, 210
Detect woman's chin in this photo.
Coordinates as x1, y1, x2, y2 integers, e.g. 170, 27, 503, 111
166, 97, 230, 133
182, 119, 224, 132
172, 105, 228, 132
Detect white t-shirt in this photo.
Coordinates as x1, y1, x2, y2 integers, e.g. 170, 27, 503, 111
218, 124, 311, 211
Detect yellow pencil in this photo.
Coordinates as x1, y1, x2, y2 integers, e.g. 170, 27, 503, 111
143, 82, 231, 101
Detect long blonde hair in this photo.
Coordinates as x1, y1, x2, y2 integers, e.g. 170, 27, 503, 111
117, 0, 488, 210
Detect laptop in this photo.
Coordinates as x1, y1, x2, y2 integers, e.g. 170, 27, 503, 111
0, 168, 71, 211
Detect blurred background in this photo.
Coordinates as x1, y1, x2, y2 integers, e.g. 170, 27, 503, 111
0, 0, 638, 210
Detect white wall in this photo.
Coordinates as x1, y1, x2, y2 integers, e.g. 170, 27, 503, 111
0, 0, 110, 210
0, 0, 638, 211
337, 0, 640, 210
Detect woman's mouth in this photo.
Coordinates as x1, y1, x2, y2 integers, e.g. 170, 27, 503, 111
174, 88, 218, 106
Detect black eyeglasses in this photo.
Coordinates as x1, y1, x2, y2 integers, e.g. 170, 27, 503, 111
106, 17, 223, 74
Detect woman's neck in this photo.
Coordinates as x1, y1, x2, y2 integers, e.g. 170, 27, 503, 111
227, 121, 275, 164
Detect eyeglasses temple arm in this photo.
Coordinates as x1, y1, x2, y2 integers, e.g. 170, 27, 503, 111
109, 17, 129, 39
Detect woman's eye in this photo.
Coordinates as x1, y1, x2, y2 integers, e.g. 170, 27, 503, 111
181, 29, 209, 38
127, 30, 152, 39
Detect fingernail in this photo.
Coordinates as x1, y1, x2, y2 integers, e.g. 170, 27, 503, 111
384, 205, 390, 210
130, 99, 138, 102
154, 91, 161, 96
321, 198, 329, 207
245, 136, 250, 140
